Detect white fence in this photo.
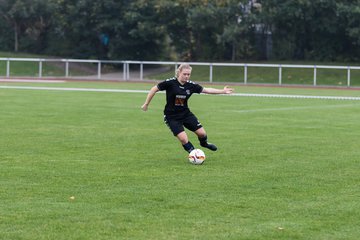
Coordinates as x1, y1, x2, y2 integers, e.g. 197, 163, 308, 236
1, 58, 360, 87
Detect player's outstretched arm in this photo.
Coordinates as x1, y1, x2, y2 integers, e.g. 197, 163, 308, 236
202, 86, 234, 94
141, 85, 159, 111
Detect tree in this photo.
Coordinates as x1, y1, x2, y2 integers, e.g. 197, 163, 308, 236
156, 0, 231, 61
2, 0, 360, 61
109, 0, 166, 60
156, 1, 196, 60
188, 3, 228, 60
0, 0, 53, 52
45, 0, 114, 58
0, 0, 28, 52
336, 1, 360, 61
261, 0, 356, 61
46, 0, 166, 60
219, 0, 262, 61
0, 12, 13, 51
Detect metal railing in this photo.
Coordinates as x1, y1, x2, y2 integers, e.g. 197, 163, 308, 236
1, 57, 360, 87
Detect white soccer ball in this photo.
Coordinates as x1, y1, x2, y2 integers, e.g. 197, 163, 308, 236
188, 149, 206, 165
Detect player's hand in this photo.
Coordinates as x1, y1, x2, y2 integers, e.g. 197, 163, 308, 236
223, 86, 234, 94
141, 103, 148, 111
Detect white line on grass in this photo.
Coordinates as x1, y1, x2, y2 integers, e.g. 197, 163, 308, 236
0, 85, 149, 93
232, 103, 359, 113
228, 93, 360, 101
1, 85, 360, 100
0, 79, 65, 83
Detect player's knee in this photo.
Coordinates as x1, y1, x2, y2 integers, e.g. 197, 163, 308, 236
195, 128, 206, 138
176, 132, 188, 144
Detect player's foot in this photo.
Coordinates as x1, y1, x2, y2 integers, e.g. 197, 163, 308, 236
201, 142, 217, 151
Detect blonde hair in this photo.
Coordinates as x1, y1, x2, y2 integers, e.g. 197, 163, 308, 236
175, 63, 192, 77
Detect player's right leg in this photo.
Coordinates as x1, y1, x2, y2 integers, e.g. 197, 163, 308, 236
164, 115, 194, 153
176, 131, 195, 153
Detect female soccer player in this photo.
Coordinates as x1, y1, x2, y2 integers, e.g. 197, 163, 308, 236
141, 63, 234, 153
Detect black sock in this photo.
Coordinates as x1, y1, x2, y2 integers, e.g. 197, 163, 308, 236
198, 135, 208, 146
183, 141, 195, 153
199, 135, 217, 151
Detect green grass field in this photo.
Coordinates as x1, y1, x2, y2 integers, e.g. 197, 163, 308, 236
1, 81, 360, 239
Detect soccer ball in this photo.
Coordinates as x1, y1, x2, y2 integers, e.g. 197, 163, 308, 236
188, 149, 206, 165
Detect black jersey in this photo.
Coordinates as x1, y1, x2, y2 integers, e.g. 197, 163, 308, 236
157, 77, 203, 116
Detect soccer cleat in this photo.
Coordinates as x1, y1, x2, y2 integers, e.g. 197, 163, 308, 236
200, 142, 217, 151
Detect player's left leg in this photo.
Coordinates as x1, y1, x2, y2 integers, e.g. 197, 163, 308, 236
194, 127, 217, 151
183, 112, 218, 151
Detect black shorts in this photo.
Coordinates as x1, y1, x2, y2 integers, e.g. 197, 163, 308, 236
164, 112, 203, 136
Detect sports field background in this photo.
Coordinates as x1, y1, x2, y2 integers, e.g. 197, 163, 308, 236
1, 80, 359, 239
